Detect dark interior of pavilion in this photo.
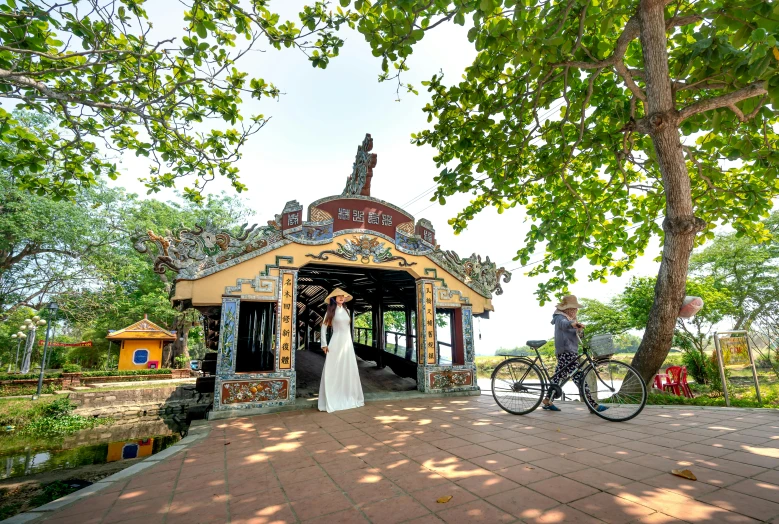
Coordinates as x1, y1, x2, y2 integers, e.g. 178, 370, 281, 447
197, 264, 468, 397
293, 264, 422, 397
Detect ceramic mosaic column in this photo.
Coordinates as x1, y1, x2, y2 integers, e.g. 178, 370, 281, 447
416, 279, 437, 391
416, 283, 479, 394
216, 297, 239, 376
212, 271, 298, 413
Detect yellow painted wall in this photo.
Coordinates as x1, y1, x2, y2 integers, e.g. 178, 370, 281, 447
107, 439, 155, 462
118, 340, 163, 370
173, 237, 494, 314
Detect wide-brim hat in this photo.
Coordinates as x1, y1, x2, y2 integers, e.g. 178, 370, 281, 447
324, 288, 353, 305
556, 295, 583, 310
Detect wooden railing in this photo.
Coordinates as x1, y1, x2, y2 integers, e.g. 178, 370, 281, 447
352, 327, 453, 365
438, 341, 453, 365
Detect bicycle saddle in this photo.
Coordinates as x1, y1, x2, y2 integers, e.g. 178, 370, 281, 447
526, 340, 548, 349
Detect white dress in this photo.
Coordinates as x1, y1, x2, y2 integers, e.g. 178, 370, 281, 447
319, 306, 364, 412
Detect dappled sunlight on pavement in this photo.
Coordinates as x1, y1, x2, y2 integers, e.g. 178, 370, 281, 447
31, 397, 779, 523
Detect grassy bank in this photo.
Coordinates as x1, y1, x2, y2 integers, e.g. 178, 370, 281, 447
0, 397, 111, 443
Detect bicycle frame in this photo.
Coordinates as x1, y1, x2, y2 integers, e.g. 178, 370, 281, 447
516, 346, 615, 401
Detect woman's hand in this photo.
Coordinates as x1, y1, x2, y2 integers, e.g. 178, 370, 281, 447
322, 346, 328, 354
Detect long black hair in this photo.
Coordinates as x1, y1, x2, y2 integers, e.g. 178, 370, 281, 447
323, 297, 349, 327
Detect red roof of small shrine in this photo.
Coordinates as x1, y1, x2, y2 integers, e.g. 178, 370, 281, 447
106, 315, 176, 341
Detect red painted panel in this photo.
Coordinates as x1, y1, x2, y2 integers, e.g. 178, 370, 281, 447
452, 308, 465, 365
314, 198, 412, 238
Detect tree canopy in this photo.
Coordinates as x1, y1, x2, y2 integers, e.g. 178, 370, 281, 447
0, 0, 354, 201
332, 0, 779, 381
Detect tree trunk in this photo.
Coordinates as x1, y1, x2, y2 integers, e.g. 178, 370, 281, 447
171, 314, 191, 367
629, 0, 706, 384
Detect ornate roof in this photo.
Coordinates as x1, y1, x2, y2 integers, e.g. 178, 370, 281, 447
106, 316, 176, 341
132, 134, 512, 300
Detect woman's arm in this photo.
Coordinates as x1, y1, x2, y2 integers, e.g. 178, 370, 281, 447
555, 315, 578, 332
321, 322, 328, 350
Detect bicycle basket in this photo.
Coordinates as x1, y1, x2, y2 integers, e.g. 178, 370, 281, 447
588, 334, 615, 357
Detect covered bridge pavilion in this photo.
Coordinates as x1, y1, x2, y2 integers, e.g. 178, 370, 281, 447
135, 134, 511, 417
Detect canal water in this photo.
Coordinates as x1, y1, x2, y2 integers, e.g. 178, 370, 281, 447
0, 415, 190, 481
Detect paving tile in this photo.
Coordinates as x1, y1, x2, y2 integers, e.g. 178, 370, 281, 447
300, 508, 369, 523
502, 447, 554, 463
678, 442, 741, 457
529, 456, 589, 475
448, 444, 495, 460
466, 453, 523, 471
435, 499, 515, 523
527, 475, 600, 503
569, 492, 656, 524
596, 460, 663, 481
344, 479, 404, 505
484, 486, 558, 520
720, 478, 779, 504
404, 515, 446, 524
411, 483, 479, 512
698, 488, 779, 521
722, 450, 779, 469
523, 505, 604, 523
691, 457, 767, 478
563, 467, 634, 492
360, 495, 430, 524
632, 514, 686, 524
611, 482, 759, 523
454, 472, 520, 497
755, 470, 779, 485
230, 501, 296, 523
289, 491, 353, 521
393, 469, 450, 492
642, 471, 721, 499
566, 450, 618, 467
459, 432, 502, 444
495, 464, 558, 485
282, 477, 340, 501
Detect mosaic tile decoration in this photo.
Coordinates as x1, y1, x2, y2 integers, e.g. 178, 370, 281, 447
221, 379, 290, 404
217, 298, 239, 375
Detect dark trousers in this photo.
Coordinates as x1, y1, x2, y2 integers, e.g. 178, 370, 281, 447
545, 352, 596, 404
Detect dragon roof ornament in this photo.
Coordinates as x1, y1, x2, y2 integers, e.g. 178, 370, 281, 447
342, 133, 377, 197
133, 221, 283, 278
429, 248, 512, 297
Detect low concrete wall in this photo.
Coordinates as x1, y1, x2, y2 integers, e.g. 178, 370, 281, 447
69, 385, 212, 419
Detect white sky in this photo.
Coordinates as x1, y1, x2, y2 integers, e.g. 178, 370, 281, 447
110, 2, 667, 355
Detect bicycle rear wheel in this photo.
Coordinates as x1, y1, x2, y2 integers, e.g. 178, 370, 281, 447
491, 358, 545, 415
581, 360, 647, 422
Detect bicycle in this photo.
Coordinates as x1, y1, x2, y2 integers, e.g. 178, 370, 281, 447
490, 335, 647, 422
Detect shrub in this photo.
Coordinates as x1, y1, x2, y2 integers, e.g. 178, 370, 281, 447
0, 372, 62, 382
80, 369, 171, 377
682, 350, 708, 385
707, 354, 731, 394
61, 363, 81, 373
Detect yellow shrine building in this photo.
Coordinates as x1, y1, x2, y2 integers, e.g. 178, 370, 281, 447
106, 315, 176, 370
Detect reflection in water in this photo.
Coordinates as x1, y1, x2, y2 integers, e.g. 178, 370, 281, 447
0, 434, 181, 480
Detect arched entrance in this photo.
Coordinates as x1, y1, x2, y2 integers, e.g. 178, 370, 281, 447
134, 133, 512, 417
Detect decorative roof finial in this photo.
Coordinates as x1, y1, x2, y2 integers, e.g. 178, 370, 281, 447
342, 133, 377, 197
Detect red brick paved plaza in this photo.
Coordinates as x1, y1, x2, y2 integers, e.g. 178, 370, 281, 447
30, 395, 779, 523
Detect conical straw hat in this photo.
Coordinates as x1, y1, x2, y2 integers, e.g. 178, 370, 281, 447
323, 288, 353, 305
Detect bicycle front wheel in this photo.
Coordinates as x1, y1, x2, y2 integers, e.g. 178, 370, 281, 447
491, 358, 546, 415
581, 360, 647, 422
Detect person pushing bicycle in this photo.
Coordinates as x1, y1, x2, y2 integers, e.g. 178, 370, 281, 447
542, 295, 608, 413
